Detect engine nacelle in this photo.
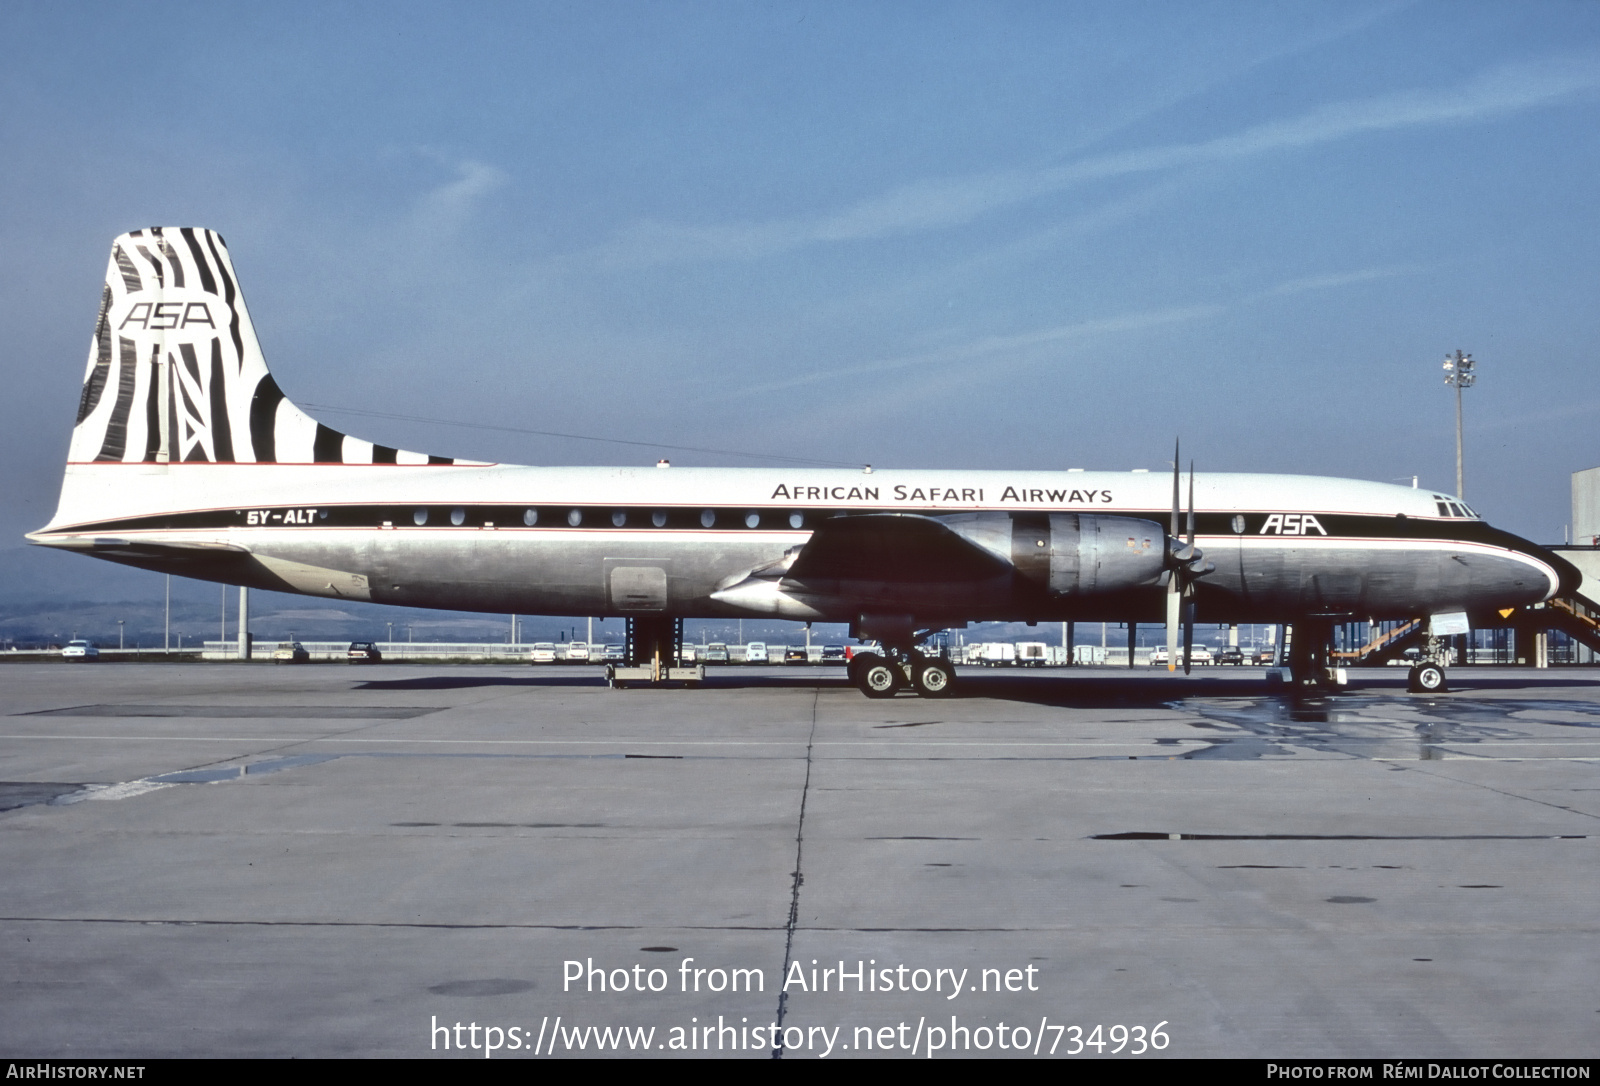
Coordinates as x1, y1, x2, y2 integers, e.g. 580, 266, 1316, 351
938, 512, 1168, 596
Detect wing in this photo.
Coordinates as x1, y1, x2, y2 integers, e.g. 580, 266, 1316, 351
786, 513, 1012, 583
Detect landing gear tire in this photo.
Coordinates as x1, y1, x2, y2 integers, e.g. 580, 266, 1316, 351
858, 659, 903, 699
1409, 663, 1447, 693
911, 659, 955, 698
847, 652, 881, 687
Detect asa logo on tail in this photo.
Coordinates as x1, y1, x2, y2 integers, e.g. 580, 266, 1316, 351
118, 302, 216, 330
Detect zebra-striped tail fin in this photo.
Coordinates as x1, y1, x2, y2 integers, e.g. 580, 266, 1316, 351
69, 228, 461, 467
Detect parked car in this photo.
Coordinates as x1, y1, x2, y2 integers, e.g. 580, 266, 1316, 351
1253, 648, 1277, 665
530, 643, 559, 663
565, 641, 591, 663
601, 644, 626, 662
273, 641, 310, 664
1150, 645, 1214, 666
704, 642, 730, 664
1218, 647, 1245, 666
821, 645, 847, 663
346, 641, 382, 663
784, 646, 808, 664
745, 642, 768, 663
61, 639, 99, 661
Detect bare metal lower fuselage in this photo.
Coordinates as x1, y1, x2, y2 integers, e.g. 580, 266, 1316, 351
31, 462, 1571, 629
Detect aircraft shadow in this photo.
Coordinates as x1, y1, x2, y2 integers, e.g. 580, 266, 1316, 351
353, 668, 1598, 700
355, 675, 605, 690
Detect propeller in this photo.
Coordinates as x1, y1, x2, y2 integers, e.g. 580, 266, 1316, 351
1165, 442, 1215, 674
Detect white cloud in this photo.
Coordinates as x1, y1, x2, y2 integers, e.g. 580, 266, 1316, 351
410, 157, 508, 240
578, 53, 1600, 268
724, 261, 1422, 403
1255, 265, 1421, 299
724, 303, 1224, 400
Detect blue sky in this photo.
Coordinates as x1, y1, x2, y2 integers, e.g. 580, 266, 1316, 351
4, 1, 1599, 611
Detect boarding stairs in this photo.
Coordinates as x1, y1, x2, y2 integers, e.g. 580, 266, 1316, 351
1534, 595, 1600, 655
1331, 617, 1427, 666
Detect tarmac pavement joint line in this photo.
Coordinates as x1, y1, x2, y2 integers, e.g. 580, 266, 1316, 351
771, 688, 819, 1061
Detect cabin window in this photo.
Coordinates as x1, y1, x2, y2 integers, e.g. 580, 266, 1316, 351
745, 513, 760, 528
1436, 502, 1451, 517
789, 513, 803, 529
523, 508, 537, 526
1231, 514, 1245, 533
413, 508, 428, 526
568, 509, 583, 526
612, 511, 627, 527
450, 508, 466, 526
652, 511, 667, 527
700, 510, 716, 528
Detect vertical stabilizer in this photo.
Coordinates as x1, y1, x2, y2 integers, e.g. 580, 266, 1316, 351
68, 228, 454, 466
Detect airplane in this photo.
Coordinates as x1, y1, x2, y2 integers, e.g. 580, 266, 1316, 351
27, 228, 1580, 697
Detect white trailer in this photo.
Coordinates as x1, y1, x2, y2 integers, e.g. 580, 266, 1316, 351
1073, 644, 1108, 665
976, 642, 1017, 667
1016, 641, 1049, 667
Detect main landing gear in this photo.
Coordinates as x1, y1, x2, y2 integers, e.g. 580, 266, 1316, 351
1279, 618, 1342, 691
848, 648, 956, 699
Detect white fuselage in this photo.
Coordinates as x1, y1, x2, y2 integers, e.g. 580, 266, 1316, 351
31, 461, 1570, 626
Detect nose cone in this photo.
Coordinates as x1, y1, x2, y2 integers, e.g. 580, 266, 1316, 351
1540, 545, 1585, 599
1498, 529, 1581, 600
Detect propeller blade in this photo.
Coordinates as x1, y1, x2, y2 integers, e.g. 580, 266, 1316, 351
1182, 591, 1195, 675
1186, 461, 1195, 548
1166, 579, 1181, 672
1170, 439, 1181, 541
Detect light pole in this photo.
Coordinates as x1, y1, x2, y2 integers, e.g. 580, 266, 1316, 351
1443, 350, 1475, 499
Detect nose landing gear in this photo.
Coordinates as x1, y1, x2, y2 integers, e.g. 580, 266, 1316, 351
1407, 632, 1451, 693
1408, 661, 1448, 692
